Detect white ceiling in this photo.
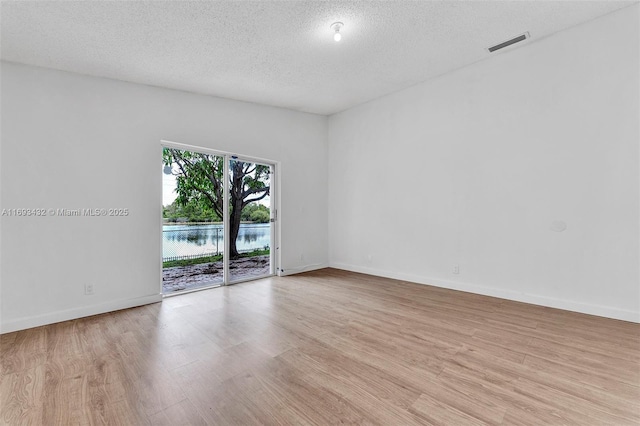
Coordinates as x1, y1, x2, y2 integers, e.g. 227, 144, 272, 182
1, 1, 635, 115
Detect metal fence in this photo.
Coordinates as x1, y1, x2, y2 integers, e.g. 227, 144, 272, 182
162, 252, 220, 263
162, 225, 269, 262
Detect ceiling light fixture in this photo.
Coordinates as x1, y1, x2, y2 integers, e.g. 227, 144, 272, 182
330, 22, 343, 42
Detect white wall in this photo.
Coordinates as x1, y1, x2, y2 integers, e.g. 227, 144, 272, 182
0, 62, 328, 333
328, 6, 639, 322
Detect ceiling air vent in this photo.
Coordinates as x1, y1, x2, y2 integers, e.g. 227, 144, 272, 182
487, 32, 530, 53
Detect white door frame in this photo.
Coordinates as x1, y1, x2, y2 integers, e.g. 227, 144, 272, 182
160, 140, 280, 294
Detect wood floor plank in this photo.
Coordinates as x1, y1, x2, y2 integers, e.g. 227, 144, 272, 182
251, 353, 387, 425
0, 365, 45, 426
0, 327, 47, 377
445, 346, 640, 421
524, 337, 640, 386
313, 325, 446, 386
147, 399, 208, 426
437, 363, 606, 425
278, 343, 421, 410
417, 375, 508, 424
1, 268, 638, 425
410, 392, 488, 426
523, 354, 640, 404
42, 362, 89, 425
512, 376, 638, 425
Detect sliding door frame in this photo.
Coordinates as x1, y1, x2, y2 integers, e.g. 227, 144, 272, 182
160, 140, 280, 294
225, 154, 277, 285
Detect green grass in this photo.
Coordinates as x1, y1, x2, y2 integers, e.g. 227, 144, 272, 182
163, 249, 270, 268
163, 254, 223, 268
237, 248, 270, 258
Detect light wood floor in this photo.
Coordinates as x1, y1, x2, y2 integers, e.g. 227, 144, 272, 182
1, 268, 639, 425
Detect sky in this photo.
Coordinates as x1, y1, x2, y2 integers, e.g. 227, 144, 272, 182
162, 165, 178, 206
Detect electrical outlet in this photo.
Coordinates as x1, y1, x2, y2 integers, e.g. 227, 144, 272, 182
85, 284, 94, 295
299, 253, 304, 261
367, 254, 373, 263
453, 264, 460, 274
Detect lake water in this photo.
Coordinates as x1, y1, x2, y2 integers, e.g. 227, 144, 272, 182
163, 223, 270, 259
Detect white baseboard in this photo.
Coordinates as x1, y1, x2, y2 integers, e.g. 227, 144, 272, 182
0, 294, 163, 334
279, 262, 329, 277
330, 262, 640, 323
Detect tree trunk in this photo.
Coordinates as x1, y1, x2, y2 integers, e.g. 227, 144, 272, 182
228, 195, 244, 259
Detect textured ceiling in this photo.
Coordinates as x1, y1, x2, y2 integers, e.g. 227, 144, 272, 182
1, 1, 635, 115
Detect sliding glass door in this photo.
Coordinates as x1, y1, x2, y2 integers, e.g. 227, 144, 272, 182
228, 159, 273, 283
162, 144, 275, 295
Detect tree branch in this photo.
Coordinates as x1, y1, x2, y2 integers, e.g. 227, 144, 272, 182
242, 186, 269, 199
242, 188, 270, 207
